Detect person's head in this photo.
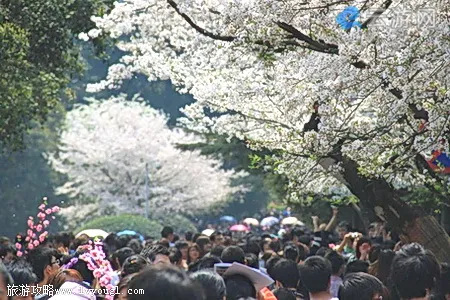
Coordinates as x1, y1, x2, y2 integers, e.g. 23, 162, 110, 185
273, 288, 296, 300
188, 244, 201, 265
175, 241, 190, 260
245, 253, 258, 269
52, 232, 72, 254
367, 223, 378, 238
210, 232, 225, 247
266, 256, 282, 279
114, 274, 136, 300
391, 243, 440, 300
190, 270, 226, 300
161, 227, 175, 242
190, 256, 223, 272
338, 272, 387, 300
196, 236, 212, 256
141, 244, 171, 265
272, 259, 300, 289
47, 269, 83, 289
169, 248, 183, 266
0, 244, 15, 264
111, 247, 135, 270
221, 246, 246, 265
26, 247, 60, 284
127, 239, 143, 255
0, 263, 13, 300
345, 260, 369, 275
122, 255, 150, 277
300, 256, 332, 294
325, 250, 345, 276
211, 245, 226, 258
185, 232, 194, 243
355, 236, 372, 260
283, 244, 300, 263
127, 264, 204, 300
6, 259, 37, 299
337, 221, 350, 240
224, 274, 256, 300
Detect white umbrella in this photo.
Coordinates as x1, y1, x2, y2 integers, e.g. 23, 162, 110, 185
281, 217, 299, 225
202, 229, 215, 237
243, 218, 259, 226
75, 229, 108, 239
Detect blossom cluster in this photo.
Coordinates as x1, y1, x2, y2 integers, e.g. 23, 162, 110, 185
16, 198, 60, 257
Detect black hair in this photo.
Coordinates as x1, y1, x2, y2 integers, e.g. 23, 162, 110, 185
273, 288, 297, 300
338, 221, 351, 232
269, 240, 281, 253
185, 232, 194, 242
345, 260, 369, 275
325, 250, 345, 275
127, 264, 205, 300
0, 244, 16, 260
169, 248, 183, 265
6, 259, 37, 286
122, 255, 149, 277
283, 244, 299, 263
210, 245, 226, 258
315, 247, 331, 257
369, 243, 382, 263
111, 247, 135, 270
300, 256, 332, 293
391, 243, 440, 299
245, 241, 261, 257
175, 241, 189, 250
189, 256, 223, 272
375, 249, 394, 285
127, 239, 143, 254
245, 253, 259, 269
0, 262, 13, 300
26, 247, 59, 282
266, 256, 282, 279
272, 259, 300, 289
338, 272, 386, 300
72, 259, 94, 284
161, 226, 174, 239
210, 231, 223, 242
221, 246, 246, 264
117, 235, 132, 249
191, 270, 226, 300
433, 263, 450, 299
225, 274, 256, 300
53, 232, 72, 248
141, 244, 170, 263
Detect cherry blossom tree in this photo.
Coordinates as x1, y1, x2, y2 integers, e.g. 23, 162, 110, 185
83, 0, 450, 260
48, 95, 246, 225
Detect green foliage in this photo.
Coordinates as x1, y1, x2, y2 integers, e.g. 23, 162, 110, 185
0, 104, 68, 237
75, 214, 163, 239
0, 0, 114, 149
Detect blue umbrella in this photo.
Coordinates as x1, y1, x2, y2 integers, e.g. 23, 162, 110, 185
260, 216, 279, 228
220, 216, 237, 223
117, 230, 144, 241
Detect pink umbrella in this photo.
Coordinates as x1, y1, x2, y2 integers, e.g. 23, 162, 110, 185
230, 224, 249, 232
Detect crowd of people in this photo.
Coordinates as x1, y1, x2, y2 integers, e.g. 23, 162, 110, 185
0, 210, 449, 300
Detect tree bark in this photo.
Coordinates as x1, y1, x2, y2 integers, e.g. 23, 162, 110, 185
336, 155, 450, 263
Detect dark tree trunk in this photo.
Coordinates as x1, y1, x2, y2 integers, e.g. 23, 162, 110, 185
441, 205, 450, 234
336, 155, 450, 263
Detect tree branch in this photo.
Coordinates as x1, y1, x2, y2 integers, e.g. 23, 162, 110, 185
361, 0, 393, 29
167, 0, 236, 42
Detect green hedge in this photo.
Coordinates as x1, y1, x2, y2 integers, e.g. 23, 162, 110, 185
156, 215, 197, 234
75, 214, 163, 238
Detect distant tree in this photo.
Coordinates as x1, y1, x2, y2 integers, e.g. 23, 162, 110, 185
49, 95, 247, 223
